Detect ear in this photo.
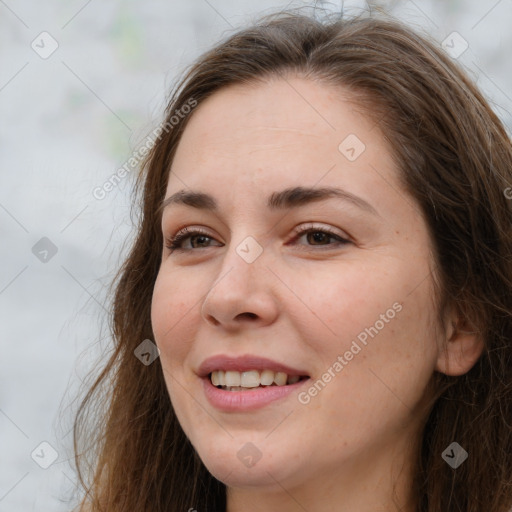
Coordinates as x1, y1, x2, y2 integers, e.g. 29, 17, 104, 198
435, 310, 484, 376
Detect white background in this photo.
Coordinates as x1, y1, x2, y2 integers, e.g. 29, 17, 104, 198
1, 0, 511, 510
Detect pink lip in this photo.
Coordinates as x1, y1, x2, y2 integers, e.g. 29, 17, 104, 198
197, 354, 309, 378
202, 375, 309, 412
197, 354, 310, 412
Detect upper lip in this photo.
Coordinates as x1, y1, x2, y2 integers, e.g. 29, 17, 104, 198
197, 354, 309, 378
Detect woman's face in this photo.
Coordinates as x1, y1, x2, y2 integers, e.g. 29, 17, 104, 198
151, 76, 443, 497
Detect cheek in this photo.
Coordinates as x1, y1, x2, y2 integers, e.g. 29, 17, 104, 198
291, 263, 402, 346
150, 273, 201, 428
295, 258, 439, 382
151, 272, 196, 367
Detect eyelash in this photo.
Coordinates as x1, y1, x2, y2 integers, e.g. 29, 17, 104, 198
164, 223, 350, 253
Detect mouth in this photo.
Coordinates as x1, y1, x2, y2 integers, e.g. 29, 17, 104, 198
209, 369, 309, 391
198, 354, 311, 410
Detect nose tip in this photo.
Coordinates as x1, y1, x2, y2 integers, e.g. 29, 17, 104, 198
200, 259, 279, 330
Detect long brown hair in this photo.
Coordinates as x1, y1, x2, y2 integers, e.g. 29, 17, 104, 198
72, 9, 512, 512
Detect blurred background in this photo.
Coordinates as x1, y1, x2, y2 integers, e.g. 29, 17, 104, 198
1, 0, 511, 510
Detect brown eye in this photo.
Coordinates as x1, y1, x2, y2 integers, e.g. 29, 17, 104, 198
165, 228, 221, 252
291, 225, 351, 249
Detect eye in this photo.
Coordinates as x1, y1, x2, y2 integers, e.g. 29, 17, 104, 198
164, 227, 220, 252
289, 223, 351, 249
164, 223, 350, 254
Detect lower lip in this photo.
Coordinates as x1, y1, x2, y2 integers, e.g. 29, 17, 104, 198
202, 376, 309, 412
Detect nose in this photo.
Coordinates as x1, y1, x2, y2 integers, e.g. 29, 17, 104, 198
200, 242, 280, 331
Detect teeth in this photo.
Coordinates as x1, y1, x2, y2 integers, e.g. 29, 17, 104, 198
225, 371, 241, 387
274, 371, 287, 386
240, 370, 260, 388
260, 369, 274, 386
209, 369, 305, 389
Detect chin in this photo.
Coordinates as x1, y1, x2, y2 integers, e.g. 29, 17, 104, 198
193, 439, 293, 489
211, 464, 276, 489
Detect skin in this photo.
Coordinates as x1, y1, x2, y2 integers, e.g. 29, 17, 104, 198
151, 76, 483, 512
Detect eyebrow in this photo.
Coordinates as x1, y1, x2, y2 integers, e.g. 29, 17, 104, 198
160, 186, 379, 217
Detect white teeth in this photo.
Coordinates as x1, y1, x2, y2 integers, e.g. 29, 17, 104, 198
274, 372, 287, 386
209, 369, 305, 389
260, 369, 274, 386
240, 370, 260, 388
224, 371, 241, 387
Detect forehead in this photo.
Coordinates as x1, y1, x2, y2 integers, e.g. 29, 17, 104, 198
166, 76, 397, 208
174, 76, 372, 152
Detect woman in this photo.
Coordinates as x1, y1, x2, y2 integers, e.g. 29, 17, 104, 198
73, 9, 512, 512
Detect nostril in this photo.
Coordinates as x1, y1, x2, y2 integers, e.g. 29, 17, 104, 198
238, 312, 258, 320
205, 314, 220, 326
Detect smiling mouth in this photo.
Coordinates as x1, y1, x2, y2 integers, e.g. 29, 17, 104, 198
209, 369, 309, 391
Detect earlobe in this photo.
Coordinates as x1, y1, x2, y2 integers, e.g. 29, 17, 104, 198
435, 316, 485, 376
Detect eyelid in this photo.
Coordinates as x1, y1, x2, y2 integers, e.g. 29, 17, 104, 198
167, 222, 348, 241
164, 222, 351, 253
289, 222, 351, 243
165, 225, 217, 249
